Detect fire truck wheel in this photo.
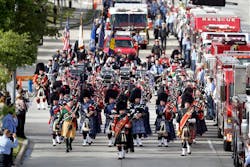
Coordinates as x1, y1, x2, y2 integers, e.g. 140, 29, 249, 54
217, 128, 223, 138
223, 140, 231, 151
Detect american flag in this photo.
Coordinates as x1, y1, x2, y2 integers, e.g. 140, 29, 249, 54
89, 23, 97, 52
97, 18, 105, 49
63, 19, 70, 51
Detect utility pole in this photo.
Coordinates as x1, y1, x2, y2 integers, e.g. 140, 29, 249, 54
79, 12, 84, 47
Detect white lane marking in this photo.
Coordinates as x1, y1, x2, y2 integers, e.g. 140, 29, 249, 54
208, 140, 216, 153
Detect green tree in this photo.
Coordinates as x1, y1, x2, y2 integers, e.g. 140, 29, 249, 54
0, 66, 11, 90
0, 30, 36, 71
0, 0, 15, 30
0, 0, 48, 45
13, 0, 48, 45
0, 30, 37, 102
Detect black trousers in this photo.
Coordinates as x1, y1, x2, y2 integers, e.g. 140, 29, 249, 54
0, 154, 11, 167
17, 113, 26, 138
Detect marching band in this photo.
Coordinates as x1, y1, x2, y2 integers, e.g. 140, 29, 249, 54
30, 0, 211, 160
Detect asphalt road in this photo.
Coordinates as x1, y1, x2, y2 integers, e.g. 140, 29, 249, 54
22, 29, 234, 167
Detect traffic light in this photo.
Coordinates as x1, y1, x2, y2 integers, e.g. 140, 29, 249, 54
192, 0, 226, 6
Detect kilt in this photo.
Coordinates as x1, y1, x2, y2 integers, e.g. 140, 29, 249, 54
114, 131, 127, 145
132, 119, 146, 135
61, 120, 76, 138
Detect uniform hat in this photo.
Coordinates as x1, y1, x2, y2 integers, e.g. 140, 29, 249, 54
129, 87, 142, 103
105, 89, 119, 103
182, 92, 194, 104
82, 89, 92, 98
52, 81, 62, 90
158, 92, 168, 102
117, 93, 129, 103
183, 86, 193, 95
116, 100, 127, 111
50, 93, 59, 101
35, 63, 45, 74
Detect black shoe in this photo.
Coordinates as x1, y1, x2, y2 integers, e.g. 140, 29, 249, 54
66, 149, 69, 153
22, 136, 27, 139
213, 123, 218, 126
69, 138, 73, 150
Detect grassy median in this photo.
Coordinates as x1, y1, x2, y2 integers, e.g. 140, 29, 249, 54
13, 137, 25, 158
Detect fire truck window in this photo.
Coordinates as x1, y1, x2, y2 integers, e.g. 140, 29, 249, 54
130, 14, 147, 27
229, 83, 234, 103
115, 40, 133, 48
113, 14, 129, 27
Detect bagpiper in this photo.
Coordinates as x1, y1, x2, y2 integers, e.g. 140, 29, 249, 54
176, 92, 197, 156
49, 93, 62, 146
104, 88, 119, 147
129, 88, 146, 147
113, 100, 131, 159
58, 98, 79, 152
194, 88, 207, 138
80, 89, 99, 146
33, 63, 49, 110
155, 92, 170, 147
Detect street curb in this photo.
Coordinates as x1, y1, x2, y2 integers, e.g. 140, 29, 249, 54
14, 139, 29, 167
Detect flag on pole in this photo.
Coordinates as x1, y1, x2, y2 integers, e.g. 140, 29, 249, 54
97, 18, 105, 49
63, 18, 70, 51
89, 23, 97, 52
108, 23, 116, 55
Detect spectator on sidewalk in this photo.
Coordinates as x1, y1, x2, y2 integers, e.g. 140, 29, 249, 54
0, 129, 18, 167
15, 94, 28, 139
1, 109, 18, 167
205, 77, 216, 120
191, 45, 197, 72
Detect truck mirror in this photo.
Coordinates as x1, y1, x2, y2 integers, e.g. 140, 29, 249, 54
220, 85, 226, 102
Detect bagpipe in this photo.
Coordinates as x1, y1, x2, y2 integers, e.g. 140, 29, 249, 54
105, 109, 117, 134
193, 98, 206, 120
164, 101, 177, 121
63, 102, 80, 122
81, 102, 99, 132
129, 104, 146, 120
35, 74, 49, 98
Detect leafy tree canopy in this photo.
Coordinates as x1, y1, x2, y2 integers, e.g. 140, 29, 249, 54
0, 0, 48, 45
0, 30, 37, 71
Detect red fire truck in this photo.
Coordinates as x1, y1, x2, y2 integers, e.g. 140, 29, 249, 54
210, 36, 249, 55
189, 7, 241, 44
106, 3, 150, 48
214, 56, 242, 151
230, 63, 250, 167
202, 34, 250, 72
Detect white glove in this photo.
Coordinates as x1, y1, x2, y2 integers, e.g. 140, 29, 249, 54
188, 118, 196, 123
